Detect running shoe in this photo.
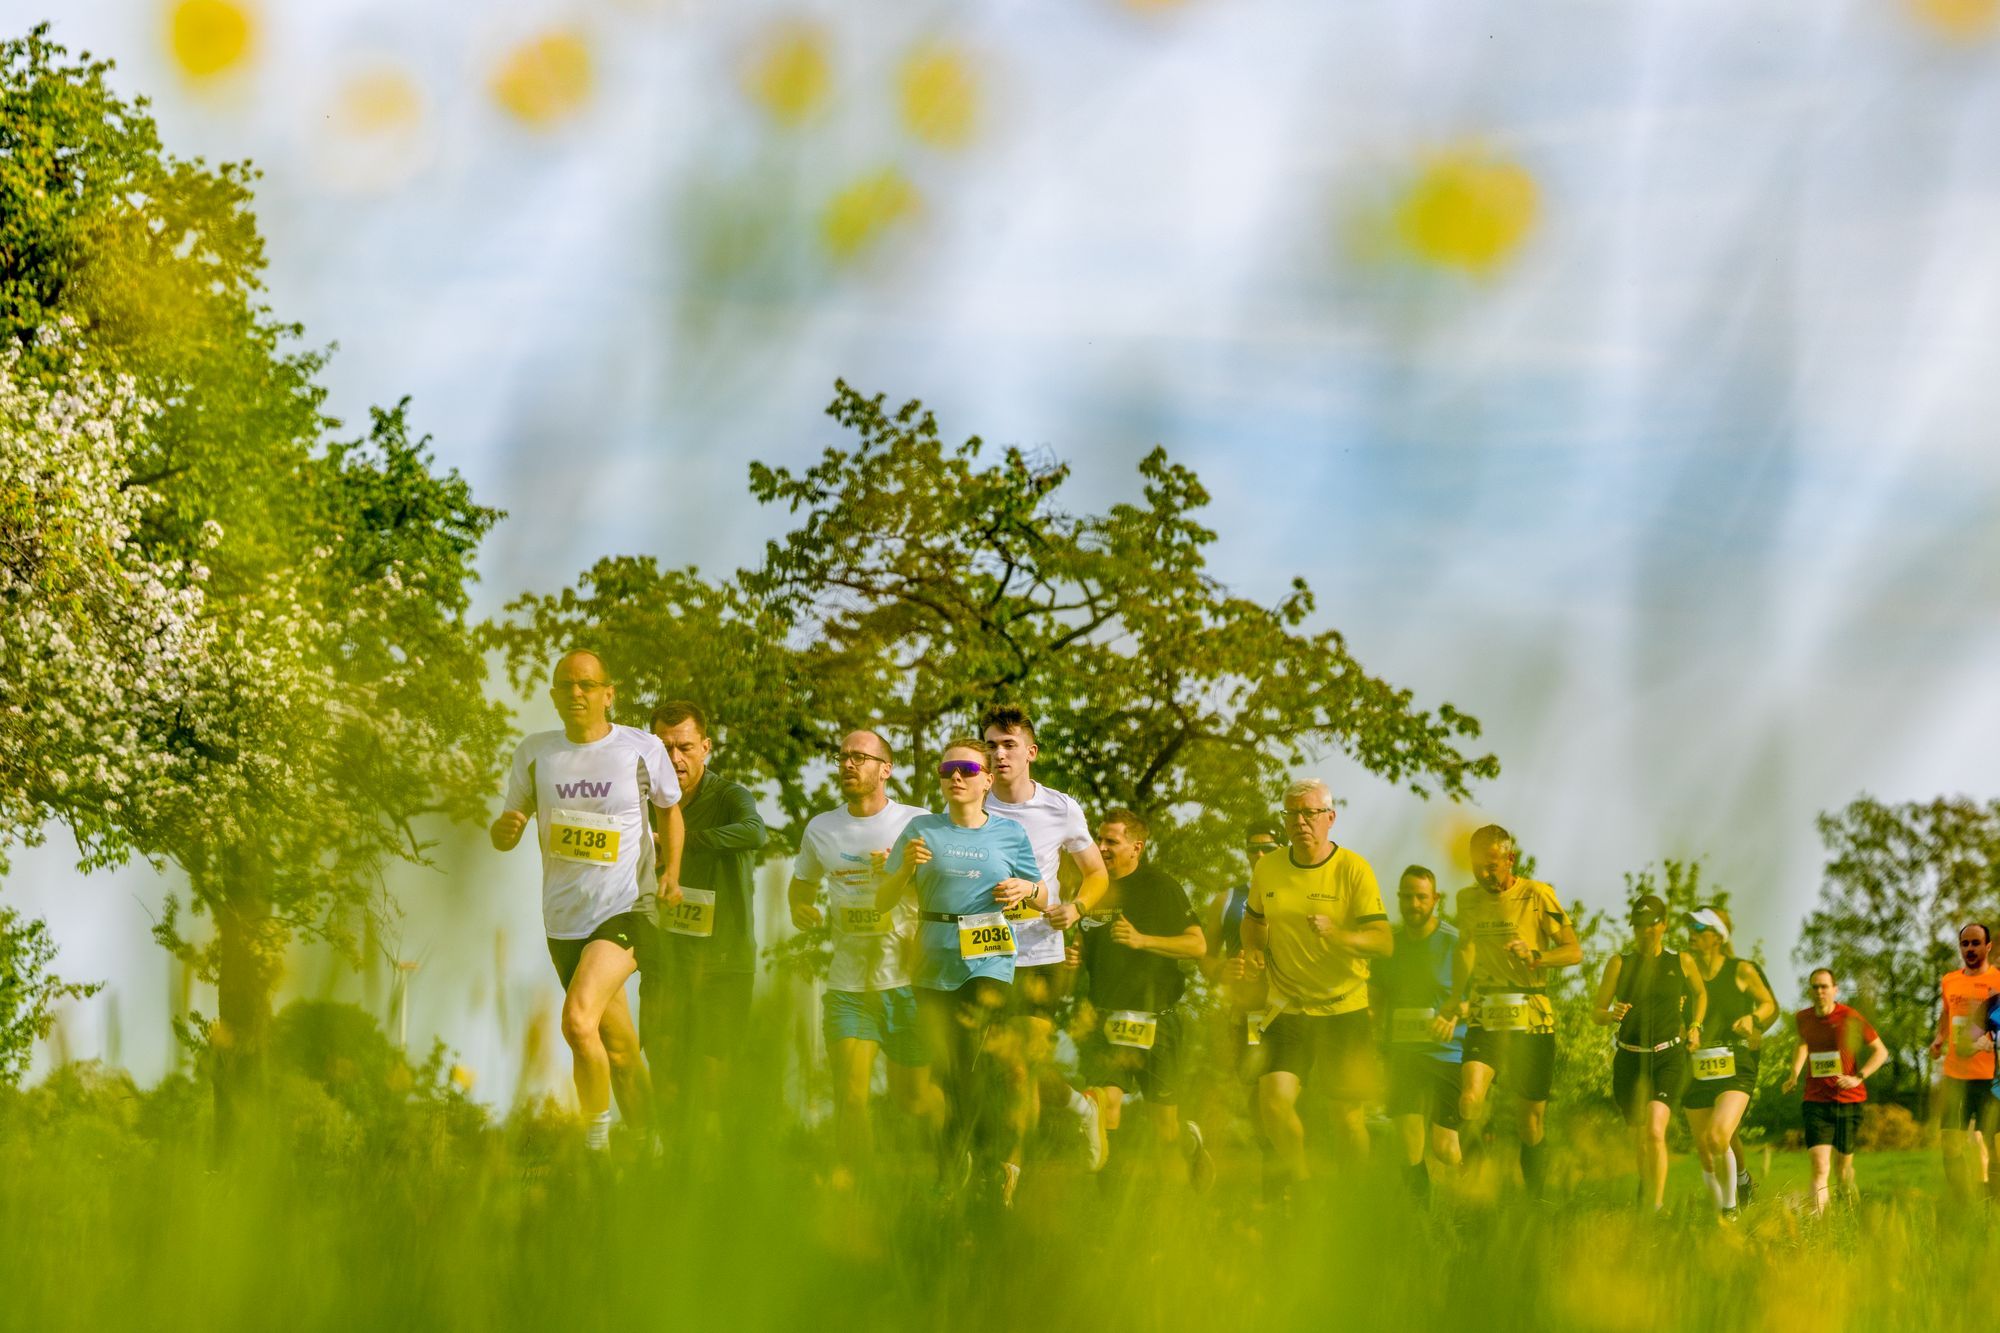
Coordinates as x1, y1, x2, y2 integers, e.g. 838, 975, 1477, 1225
1078, 1087, 1109, 1172
1182, 1119, 1215, 1193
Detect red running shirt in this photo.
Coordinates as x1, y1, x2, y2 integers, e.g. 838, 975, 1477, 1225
1795, 1004, 1877, 1104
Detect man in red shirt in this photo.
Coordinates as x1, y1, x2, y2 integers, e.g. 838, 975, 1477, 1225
1784, 967, 1889, 1215
1929, 922, 2000, 1199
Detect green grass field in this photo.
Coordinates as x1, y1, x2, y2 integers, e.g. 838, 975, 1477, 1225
0, 1055, 1982, 1333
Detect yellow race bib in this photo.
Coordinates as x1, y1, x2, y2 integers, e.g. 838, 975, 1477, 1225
663, 887, 716, 939
1479, 993, 1531, 1032
1391, 1007, 1437, 1044
1003, 898, 1041, 924
1245, 1011, 1265, 1047
834, 887, 892, 937
549, 809, 620, 865
958, 911, 1017, 960
1104, 1010, 1158, 1050
1808, 1049, 1843, 1080
1692, 1046, 1736, 1081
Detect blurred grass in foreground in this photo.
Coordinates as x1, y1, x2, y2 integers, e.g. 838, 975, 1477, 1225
0, 1039, 1981, 1333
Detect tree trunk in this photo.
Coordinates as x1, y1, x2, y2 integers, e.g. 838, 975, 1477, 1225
211, 854, 279, 1149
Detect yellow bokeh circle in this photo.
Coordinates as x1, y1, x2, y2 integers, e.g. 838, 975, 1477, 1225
822, 168, 922, 260
1394, 148, 1538, 275
898, 45, 979, 150
168, 0, 254, 80
491, 30, 594, 129
746, 23, 832, 125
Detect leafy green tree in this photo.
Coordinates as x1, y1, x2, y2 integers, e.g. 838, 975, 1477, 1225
2, 25, 325, 577
1797, 794, 2000, 1091
0, 905, 100, 1085
502, 383, 1501, 907
2, 30, 509, 1129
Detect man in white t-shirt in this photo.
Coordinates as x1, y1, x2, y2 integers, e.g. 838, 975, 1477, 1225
982, 704, 1112, 1174
788, 728, 945, 1186
491, 650, 684, 1150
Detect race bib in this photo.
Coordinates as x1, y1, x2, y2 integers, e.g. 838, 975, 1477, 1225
1245, 1011, 1265, 1047
1808, 1049, 1843, 1080
662, 887, 716, 938
958, 911, 1017, 960
1480, 993, 1531, 1032
1951, 1015, 1978, 1059
1391, 1008, 1438, 1045
548, 809, 620, 865
1003, 898, 1042, 924
834, 887, 892, 937
1692, 1046, 1736, 1081
1104, 1010, 1158, 1050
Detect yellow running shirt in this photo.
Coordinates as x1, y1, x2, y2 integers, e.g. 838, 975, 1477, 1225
1247, 845, 1388, 1017
1455, 877, 1568, 1034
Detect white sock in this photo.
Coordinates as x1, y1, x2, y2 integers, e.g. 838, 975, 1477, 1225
1069, 1089, 1092, 1117
1702, 1167, 1725, 1209
1719, 1149, 1738, 1209
587, 1109, 613, 1150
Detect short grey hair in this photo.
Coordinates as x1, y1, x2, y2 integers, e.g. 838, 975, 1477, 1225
1282, 778, 1332, 807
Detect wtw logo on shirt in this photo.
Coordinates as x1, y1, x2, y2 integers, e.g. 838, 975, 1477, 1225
554, 780, 614, 799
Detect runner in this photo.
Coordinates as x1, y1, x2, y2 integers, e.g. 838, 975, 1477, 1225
1240, 779, 1391, 1202
1682, 905, 1777, 1215
1591, 894, 1705, 1212
878, 737, 1044, 1204
1075, 809, 1211, 1187
1202, 822, 1280, 1145
786, 729, 942, 1186
1928, 922, 2000, 1199
1433, 824, 1581, 1201
490, 650, 683, 1151
1783, 967, 1889, 1215
981, 704, 1111, 1173
1369, 865, 1464, 1204
646, 701, 767, 1135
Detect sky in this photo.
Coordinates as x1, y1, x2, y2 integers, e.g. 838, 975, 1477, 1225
9, 0, 2000, 1100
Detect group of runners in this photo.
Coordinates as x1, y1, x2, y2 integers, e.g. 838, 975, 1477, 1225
490, 648, 1979, 1214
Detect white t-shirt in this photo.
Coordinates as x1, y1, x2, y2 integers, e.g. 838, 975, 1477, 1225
984, 782, 1094, 967
503, 725, 682, 939
792, 801, 927, 993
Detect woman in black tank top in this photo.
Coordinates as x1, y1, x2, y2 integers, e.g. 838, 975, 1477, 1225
1681, 904, 1778, 1213
1593, 895, 1708, 1211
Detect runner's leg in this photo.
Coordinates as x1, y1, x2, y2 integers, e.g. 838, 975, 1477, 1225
562, 939, 640, 1120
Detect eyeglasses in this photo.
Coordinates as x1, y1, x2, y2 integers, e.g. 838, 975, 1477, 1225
1281, 807, 1332, 821
938, 760, 986, 780
1244, 843, 1276, 855
552, 679, 608, 694
837, 750, 888, 767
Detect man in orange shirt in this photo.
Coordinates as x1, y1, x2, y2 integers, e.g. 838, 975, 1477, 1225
1929, 922, 2000, 1199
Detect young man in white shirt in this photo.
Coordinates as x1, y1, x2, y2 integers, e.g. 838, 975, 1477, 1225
982, 703, 1112, 1175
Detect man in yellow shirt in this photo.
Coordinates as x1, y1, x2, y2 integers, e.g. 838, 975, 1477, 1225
1433, 824, 1581, 1200
1241, 779, 1392, 1199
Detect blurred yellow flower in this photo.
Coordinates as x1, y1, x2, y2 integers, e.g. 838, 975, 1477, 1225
337, 69, 422, 136
168, 0, 254, 81
899, 45, 979, 150
1394, 148, 1538, 275
1909, 0, 1999, 38
746, 23, 831, 126
822, 168, 921, 260
491, 30, 593, 129
450, 1064, 476, 1092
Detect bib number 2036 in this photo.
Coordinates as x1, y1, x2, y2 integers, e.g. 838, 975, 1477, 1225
549, 809, 620, 865
958, 912, 1017, 960
664, 888, 716, 939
